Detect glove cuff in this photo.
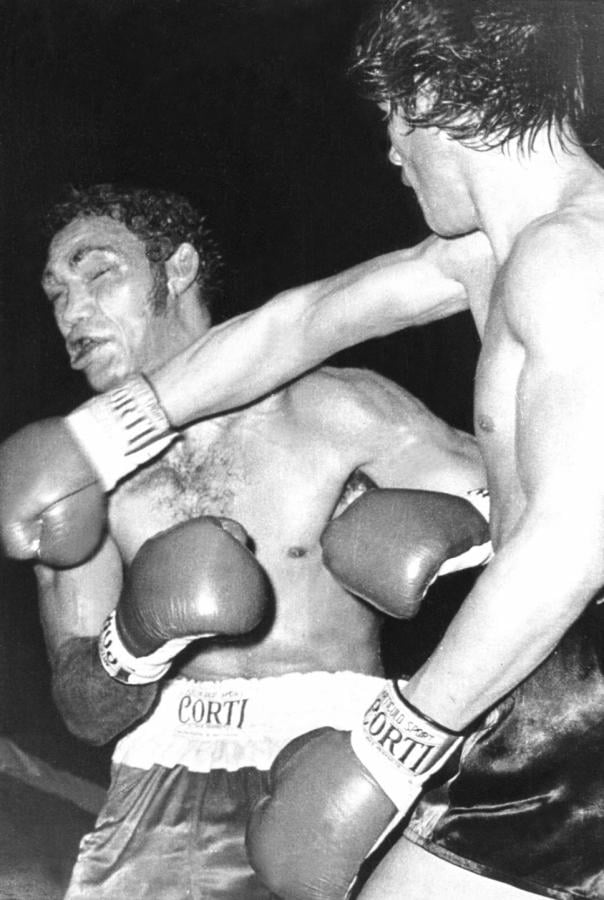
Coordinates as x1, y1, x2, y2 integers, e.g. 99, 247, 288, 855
66, 376, 177, 491
437, 487, 493, 577
98, 610, 193, 685
351, 680, 462, 810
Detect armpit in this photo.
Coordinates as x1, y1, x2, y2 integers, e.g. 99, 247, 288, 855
331, 469, 378, 519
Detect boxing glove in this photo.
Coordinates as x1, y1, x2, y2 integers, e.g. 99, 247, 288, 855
0, 375, 175, 567
99, 516, 272, 684
247, 683, 461, 900
321, 488, 491, 618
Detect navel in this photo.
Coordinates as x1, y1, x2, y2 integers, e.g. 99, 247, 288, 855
287, 546, 308, 559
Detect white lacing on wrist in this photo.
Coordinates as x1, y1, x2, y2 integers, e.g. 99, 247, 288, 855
97, 610, 192, 685
351, 680, 461, 810
66, 375, 177, 491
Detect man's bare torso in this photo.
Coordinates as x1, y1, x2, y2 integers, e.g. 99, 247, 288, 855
104, 364, 482, 682
108, 370, 386, 681
468, 177, 604, 551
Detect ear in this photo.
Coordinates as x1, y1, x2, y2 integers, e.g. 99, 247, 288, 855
165, 242, 199, 298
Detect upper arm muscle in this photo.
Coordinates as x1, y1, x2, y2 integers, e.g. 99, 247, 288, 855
37, 534, 123, 656
507, 223, 604, 523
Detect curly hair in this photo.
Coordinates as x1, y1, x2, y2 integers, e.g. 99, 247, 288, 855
351, 0, 599, 150
45, 184, 223, 312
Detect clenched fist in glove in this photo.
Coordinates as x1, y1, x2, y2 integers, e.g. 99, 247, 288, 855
0, 376, 175, 567
321, 487, 491, 618
247, 684, 462, 900
99, 516, 272, 685
247, 489, 491, 899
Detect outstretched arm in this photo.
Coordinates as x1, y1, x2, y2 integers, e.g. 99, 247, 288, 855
150, 232, 488, 426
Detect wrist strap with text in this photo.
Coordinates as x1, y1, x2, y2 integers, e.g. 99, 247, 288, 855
351, 680, 462, 809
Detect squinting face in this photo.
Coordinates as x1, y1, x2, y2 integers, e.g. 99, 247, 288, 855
42, 216, 178, 392
384, 107, 478, 237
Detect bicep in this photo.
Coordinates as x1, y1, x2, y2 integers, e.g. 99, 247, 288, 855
517, 344, 604, 513
510, 243, 604, 541
37, 534, 123, 657
303, 237, 471, 348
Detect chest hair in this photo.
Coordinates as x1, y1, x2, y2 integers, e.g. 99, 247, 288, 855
118, 423, 246, 523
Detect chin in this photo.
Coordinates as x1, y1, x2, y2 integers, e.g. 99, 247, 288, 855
426, 210, 477, 239
85, 365, 132, 394
427, 216, 475, 239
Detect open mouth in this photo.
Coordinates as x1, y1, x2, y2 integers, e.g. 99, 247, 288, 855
68, 336, 108, 367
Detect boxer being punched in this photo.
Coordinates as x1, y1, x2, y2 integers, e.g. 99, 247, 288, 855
0, 184, 488, 899
15, 3, 603, 897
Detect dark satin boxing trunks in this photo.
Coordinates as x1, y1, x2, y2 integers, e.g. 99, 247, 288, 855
405, 602, 604, 899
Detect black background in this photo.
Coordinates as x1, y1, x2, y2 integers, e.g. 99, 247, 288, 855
0, 0, 493, 778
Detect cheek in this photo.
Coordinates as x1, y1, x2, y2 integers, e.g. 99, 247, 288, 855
97, 286, 147, 330
119, 317, 152, 357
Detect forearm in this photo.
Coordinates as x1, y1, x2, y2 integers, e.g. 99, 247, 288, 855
51, 636, 158, 745
150, 241, 468, 427
149, 292, 320, 426
404, 527, 603, 730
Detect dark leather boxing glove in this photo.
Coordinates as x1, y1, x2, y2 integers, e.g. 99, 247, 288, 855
247, 683, 462, 900
0, 376, 175, 567
247, 727, 396, 900
0, 419, 106, 567
99, 516, 272, 684
321, 488, 491, 618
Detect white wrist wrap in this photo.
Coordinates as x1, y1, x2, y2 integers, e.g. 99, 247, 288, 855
351, 681, 462, 811
437, 487, 493, 577
66, 376, 176, 491
98, 610, 193, 685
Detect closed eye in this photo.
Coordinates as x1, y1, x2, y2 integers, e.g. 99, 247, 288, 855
46, 289, 64, 306
89, 267, 111, 281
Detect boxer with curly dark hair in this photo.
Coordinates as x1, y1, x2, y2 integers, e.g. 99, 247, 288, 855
45, 184, 223, 313
0, 183, 487, 899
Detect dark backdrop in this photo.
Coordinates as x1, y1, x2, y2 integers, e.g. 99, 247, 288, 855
0, 0, 483, 777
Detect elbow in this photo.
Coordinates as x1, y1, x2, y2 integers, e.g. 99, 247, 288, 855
53, 695, 115, 746
62, 715, 113, 747
547, 527, 604, 598
505, 518, 604, 615
51, 682, 116, 746
267, 284, 320, 370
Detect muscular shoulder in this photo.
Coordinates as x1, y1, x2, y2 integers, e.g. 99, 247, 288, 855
288, 366, 474, 452
280, 367, 483, 491
282, 366, 435, 435
504, 204, 604, 343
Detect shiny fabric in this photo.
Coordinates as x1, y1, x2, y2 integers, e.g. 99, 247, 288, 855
65, 671, 384, 898
406, 603, 604, 899
0, 769, 96, 899
65, 763, 275, 899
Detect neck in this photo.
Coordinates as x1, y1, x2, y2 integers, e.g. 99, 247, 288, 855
464, 130, 599, 261
144, 293, 211, 378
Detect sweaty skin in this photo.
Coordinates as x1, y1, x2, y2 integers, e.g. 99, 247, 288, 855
38, 366, 484, 693
354, 113, 604, 900
36, 214, 485, 744
135, 128, 604, 737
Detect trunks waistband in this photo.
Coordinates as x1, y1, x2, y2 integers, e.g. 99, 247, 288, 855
113, 670, 386, 773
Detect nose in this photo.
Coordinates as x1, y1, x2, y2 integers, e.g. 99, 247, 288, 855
55, 284, 96, 330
